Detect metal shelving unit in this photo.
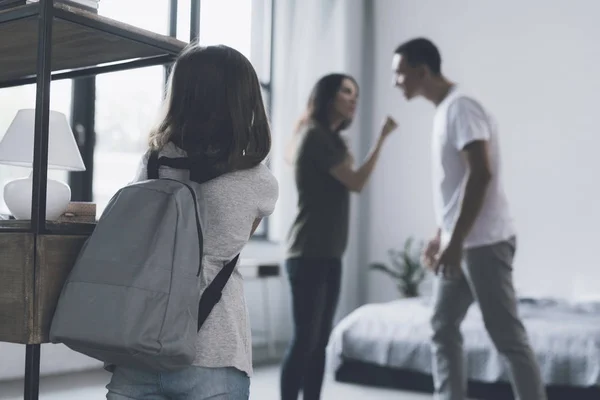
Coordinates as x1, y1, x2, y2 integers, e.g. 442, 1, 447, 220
0, 1, 197, 399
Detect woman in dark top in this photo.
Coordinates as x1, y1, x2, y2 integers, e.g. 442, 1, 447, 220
281, 74, 397, 400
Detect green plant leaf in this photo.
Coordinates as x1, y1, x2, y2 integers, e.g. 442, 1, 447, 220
372, 236, 427, 297
404, 236, 413, 253
370, 262, 403, 280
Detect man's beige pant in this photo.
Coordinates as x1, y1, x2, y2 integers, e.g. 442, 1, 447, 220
430, 237, 547, 400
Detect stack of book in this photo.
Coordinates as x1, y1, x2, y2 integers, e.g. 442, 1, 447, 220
58, 202, 97, 223
28, 0, 99, 13
0, 0, 100, 13
0, 0, 25, 11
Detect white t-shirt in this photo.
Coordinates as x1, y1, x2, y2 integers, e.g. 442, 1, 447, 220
431, 87, 515, 249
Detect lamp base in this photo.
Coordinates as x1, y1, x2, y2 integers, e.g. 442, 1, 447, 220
4, 172, 71, 221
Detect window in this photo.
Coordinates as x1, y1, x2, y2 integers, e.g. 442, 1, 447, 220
195, 0, 274, 238
72, 0, 274, 238
198, 0, 274, 237
0, 81, 72, 214
90, 0, 167, 214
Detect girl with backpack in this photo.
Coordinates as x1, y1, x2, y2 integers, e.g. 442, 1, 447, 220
105, 44, 279, 400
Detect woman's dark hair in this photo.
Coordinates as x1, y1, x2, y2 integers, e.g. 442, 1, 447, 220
296, 73, 359, 133
149, 44, 271, 172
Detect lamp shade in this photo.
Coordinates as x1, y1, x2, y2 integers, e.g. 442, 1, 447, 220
0, 109, 86, 171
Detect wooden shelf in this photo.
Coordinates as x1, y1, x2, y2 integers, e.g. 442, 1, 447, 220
0, 219, 96, 344
0, 1, 196, 396
0, 219, 95, 235
0, 230, 92, 344
0, 2, 186, 87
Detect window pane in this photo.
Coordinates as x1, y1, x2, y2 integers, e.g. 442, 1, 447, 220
175, 0, 271, 82
99, 0, 167, 35
251, 0, 273, 83
253, 219, 266, 237
199, 0, 252, 59
251, 86, 270, 238
260, 86, 272, 169
261, 86, 271, 118
0, 81, 72, 215
94, 1, 166, 215
93, 66, 163, 215
176, 1, 191, 41
94, 0, 272, 230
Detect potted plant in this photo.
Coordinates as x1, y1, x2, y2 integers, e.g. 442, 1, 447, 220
370, 236, 427, 298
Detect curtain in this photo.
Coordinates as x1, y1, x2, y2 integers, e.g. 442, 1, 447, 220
268, 0, 370, 338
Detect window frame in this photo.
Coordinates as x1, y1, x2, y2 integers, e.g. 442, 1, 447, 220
253, 0, 275, 240
68, 0, 275, 240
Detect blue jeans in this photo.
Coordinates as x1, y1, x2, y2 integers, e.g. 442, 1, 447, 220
280, 257, 342, 400
106, 365, 250, 400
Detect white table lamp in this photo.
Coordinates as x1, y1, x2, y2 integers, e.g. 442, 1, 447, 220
0, 109, 86, 220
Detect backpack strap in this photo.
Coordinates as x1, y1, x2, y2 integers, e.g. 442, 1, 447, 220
147, 150, 160, 180
147, 149, 222, 185
156, 155, 223, 184
147, 149, 239, 329
197, 254, 240, 330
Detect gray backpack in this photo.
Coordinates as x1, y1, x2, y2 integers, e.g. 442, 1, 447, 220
49, 151, 238, 371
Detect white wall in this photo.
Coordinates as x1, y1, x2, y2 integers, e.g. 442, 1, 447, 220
365, 0, 600, 303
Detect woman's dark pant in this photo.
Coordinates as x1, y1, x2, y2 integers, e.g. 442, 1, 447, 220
280, 257, 342, 400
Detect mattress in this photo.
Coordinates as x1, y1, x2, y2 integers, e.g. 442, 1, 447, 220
327, 297, 600, 387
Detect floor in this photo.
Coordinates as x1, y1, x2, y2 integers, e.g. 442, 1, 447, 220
0, 364, 433, 400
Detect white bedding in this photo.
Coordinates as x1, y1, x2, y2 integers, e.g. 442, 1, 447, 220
328, 298, 600, 387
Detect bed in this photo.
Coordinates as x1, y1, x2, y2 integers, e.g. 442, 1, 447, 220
327, 297, 600, 399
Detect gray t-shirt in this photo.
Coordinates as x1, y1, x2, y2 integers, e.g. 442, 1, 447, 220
287, 122, 350, 259
132, 142, 278, 376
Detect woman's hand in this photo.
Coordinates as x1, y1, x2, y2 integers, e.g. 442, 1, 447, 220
379, 116, 399, 141
343, 152, 355, 166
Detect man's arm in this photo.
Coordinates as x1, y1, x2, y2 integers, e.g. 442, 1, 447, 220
449, 140, 492, 244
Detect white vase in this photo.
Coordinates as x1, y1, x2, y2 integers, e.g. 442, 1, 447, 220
4, 172, 71, 220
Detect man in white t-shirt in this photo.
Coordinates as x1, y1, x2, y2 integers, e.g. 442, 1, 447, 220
391, 38, 546, 400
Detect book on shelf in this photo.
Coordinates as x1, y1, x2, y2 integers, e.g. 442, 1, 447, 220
0, 0, 99, 13
0, 0, 25, 11
57, 202, 97, 223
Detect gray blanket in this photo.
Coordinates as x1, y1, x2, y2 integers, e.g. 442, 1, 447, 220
328, 297, 600, 387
